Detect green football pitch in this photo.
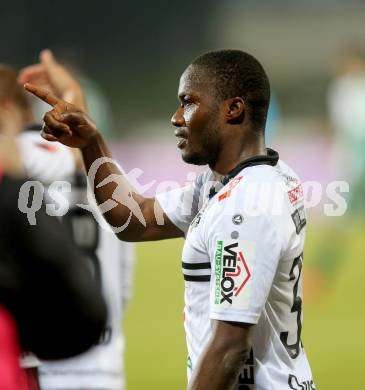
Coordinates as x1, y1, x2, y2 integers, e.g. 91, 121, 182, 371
124, 220, 365, 389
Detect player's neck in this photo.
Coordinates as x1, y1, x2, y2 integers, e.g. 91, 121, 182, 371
211, 135, 266, 175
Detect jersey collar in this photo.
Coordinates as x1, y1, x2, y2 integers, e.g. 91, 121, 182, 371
221, 148, 279, 185
208, 148, 279, 199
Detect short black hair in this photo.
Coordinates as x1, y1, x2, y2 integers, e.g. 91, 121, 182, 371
191, 50, 270, 131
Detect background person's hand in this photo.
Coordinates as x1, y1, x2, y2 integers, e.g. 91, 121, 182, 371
18, 49, 87, 111
24, 83, 99, 149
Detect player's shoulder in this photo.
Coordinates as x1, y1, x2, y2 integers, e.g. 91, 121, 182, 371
211, 159, 303, 218
238, 159, 303, 202
203, 160, 305, 257
274, 159, 302, 185
241, 159, 301, 185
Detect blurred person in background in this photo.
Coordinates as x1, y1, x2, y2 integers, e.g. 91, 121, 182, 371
0, 61, 76, 387
18, 51, 135, 390
0, 134, 107, 390
0, 57, 134, 390
25, 49, 315, 390
0, 130, 28, 390
328, 46, 365, 213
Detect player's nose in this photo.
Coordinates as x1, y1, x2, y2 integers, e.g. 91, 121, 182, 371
171, 107, 185, 127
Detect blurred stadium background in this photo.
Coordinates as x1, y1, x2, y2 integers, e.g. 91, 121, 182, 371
2, 0, 365, 388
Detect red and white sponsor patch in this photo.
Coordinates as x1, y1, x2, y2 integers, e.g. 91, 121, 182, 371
218, 176, 243, 202
287, 184, 304, 205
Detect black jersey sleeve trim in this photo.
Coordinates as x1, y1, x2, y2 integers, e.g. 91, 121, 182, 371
182, 261, 211, 270
184, 274, 211, 282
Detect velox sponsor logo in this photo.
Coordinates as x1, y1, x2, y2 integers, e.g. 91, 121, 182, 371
214, 240, 254, 309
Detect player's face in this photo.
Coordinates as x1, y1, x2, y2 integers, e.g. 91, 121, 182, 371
171, 65, 223, 166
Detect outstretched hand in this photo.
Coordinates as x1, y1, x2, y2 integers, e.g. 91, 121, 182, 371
24, 83, 99, 149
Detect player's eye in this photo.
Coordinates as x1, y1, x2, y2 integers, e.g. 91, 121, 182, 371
181, 96, 192, 107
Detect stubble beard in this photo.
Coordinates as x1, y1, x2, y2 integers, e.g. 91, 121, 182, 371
181, 127, 220, 167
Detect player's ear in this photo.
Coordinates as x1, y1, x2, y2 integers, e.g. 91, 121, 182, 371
224, 97, 245, 125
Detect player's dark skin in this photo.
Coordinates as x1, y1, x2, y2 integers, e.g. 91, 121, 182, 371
24, 63, 266, 390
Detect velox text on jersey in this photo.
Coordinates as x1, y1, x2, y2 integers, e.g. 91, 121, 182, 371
213, 240, 255, 310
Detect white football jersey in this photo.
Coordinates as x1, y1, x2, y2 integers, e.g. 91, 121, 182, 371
18, 130, 134, 390
157, 151, 315, 390
17, 127, 76, 183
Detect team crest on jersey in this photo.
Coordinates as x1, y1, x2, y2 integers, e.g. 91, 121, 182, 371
213, 239, 254, 309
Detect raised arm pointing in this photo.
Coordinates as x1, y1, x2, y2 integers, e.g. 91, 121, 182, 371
24, 83, 183, 241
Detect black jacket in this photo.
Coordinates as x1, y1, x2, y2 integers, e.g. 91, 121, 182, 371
0, 175, 107, 360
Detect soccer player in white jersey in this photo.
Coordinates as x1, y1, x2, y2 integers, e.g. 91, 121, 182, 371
25, 49, 315, 390
18, 133, 134, 390
1, 58, 134, 390
37, 169, 134, 390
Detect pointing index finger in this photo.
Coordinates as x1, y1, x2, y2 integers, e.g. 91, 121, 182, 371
24, 83, 67, 109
